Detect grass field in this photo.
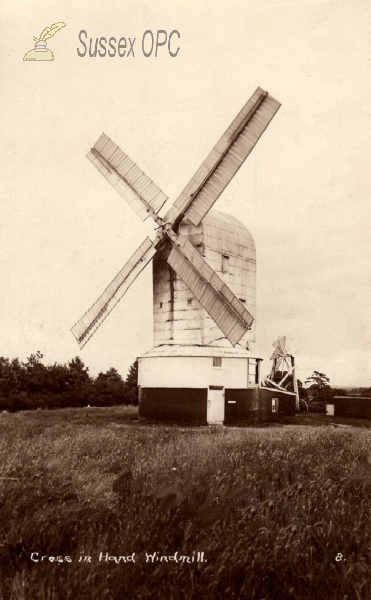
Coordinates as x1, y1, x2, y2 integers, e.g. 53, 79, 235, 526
0, 407, 371, 600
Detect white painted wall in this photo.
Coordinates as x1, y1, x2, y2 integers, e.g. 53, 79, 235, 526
138, 355, 254, 388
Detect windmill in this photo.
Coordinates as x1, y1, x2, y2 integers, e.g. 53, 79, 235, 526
71, 88, 295, 424
264, 336, 301, 411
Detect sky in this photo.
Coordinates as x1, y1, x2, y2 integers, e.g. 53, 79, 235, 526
0, 0, 370, 387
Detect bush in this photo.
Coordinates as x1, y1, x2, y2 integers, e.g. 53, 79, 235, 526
0, 353, 139, 411
308, 400, 327, 414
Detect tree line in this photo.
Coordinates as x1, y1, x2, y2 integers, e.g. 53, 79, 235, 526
271, 369, 353, 412
0, 352, 138, 412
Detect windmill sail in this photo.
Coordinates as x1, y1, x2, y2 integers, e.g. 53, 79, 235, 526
270, 336, 287, 360
87, 133, 168, 222
270, 336, 295, 359
270, 336, 296, 370
167, 233, 253, 346
266, 336, 299, 409
165, 88, 281, 227
71, 237, 156, 348
73, 86, 280, 350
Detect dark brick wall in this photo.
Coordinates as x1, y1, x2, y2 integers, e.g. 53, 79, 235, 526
259, 388, 296, 421
225, 388, 295, 424
224, 388, 260, 424
139, 386, 296, 425
139, 387, 207, 424
333, 396, 371, 419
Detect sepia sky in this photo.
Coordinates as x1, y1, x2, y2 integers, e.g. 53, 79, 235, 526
1, 0, 370, 387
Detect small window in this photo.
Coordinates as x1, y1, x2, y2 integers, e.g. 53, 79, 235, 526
187, 298, 192, 306
272, 398, 279, 412
212, 357, 222, 368
222, 254, 229, 273
160, 302, 163, 308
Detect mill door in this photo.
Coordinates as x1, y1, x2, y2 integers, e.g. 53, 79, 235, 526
207, 386, 225, 424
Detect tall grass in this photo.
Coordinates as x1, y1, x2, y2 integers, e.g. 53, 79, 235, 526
0, 409, 370, 599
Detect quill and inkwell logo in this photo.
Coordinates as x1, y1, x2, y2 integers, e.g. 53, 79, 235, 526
23, 22, 66, 61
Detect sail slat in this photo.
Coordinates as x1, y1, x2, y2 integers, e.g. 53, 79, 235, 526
72, 237, 156, 347
88, 133, 168, 221
165, 88, 280, 226
167, 233, 253, 346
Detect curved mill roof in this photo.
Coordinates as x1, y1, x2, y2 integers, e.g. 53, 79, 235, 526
200, 208, 255, 260
178, 208, 255, 261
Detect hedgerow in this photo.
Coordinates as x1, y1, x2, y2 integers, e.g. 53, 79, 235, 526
0, 353, 138, 411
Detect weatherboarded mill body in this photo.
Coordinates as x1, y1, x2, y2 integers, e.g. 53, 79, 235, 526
72, 87, 296, 425
138, 209, 295, 424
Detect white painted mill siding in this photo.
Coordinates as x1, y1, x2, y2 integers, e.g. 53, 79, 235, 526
152, 209, 256, 348
138, 354, 260, 389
